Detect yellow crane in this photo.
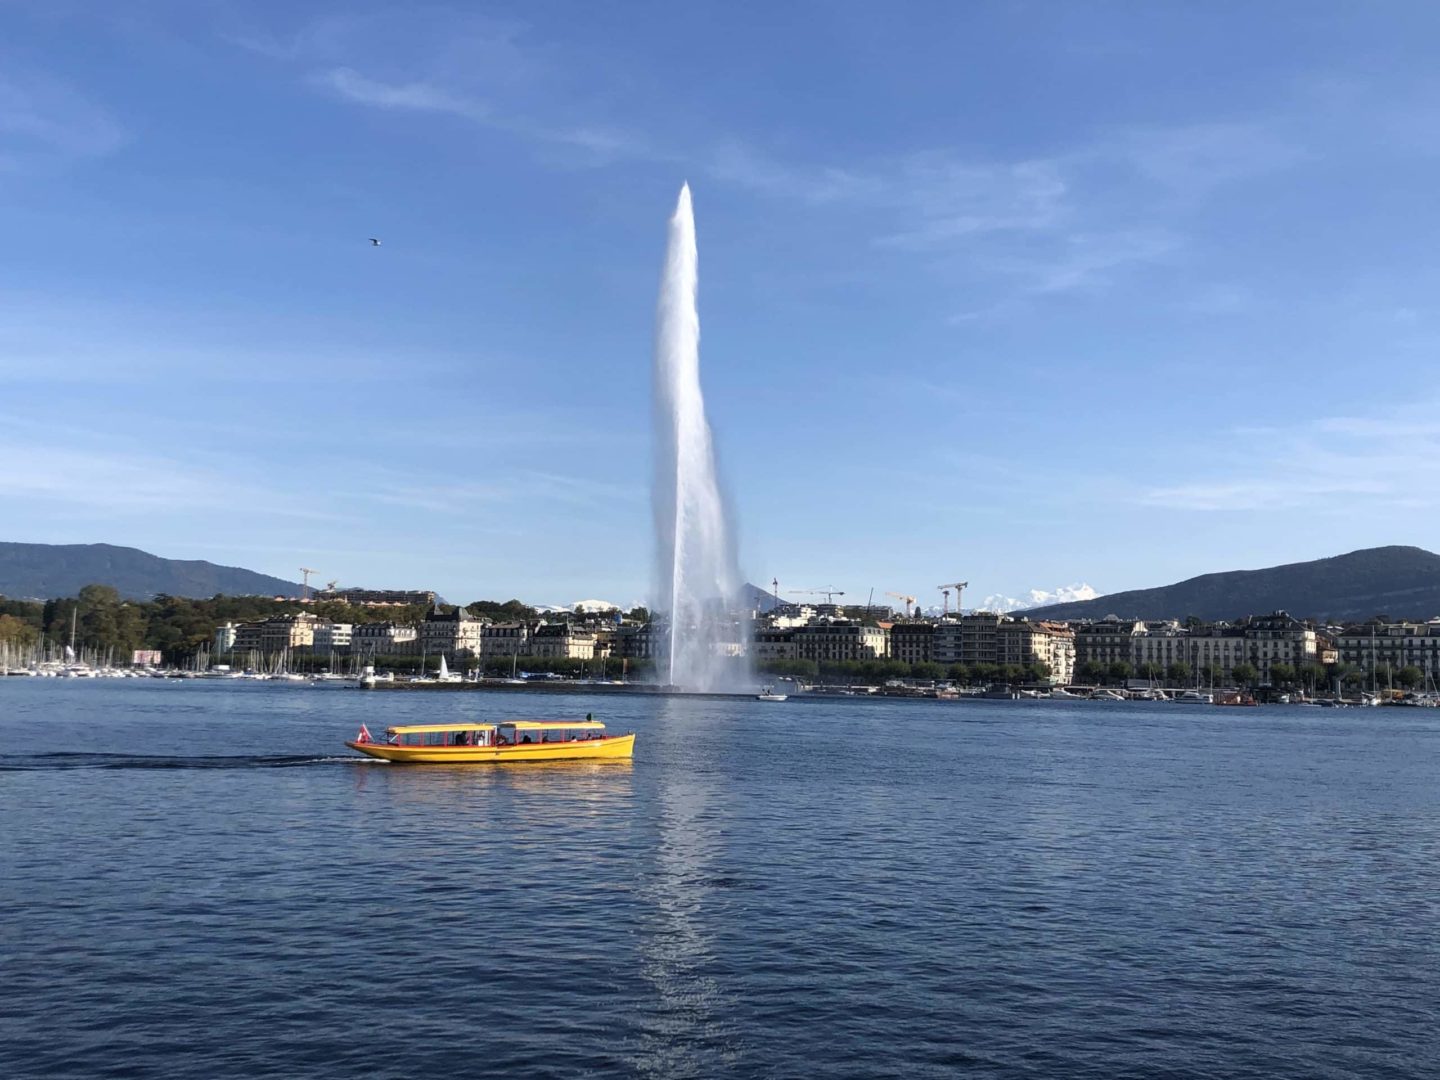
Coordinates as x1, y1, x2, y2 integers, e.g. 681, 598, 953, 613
937, 580, 968, 616
885, 591, 917, 617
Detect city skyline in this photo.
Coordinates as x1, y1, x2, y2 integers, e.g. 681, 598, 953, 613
5, 3, 1440, 606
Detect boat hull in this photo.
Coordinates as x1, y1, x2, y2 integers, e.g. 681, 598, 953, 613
345, 733, 635, 764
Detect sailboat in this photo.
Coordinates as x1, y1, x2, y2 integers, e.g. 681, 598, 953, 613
437, 653, 461, 684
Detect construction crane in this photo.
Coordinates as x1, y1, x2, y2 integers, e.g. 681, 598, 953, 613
789, 587, 846, 605
885, 591, 917, 617
299, 567, 318, 601
937, 581, 968, 616
325, 580, 339, 593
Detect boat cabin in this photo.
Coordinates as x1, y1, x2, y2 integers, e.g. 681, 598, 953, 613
381, 720, 609, 747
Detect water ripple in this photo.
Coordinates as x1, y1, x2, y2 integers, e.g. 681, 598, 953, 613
1, 682, 1438, 1078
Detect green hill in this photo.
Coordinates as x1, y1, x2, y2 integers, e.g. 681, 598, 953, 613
1026, 546, 1440, 623
0, 542, 302, 600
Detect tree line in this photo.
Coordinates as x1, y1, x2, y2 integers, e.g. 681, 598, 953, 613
0, 587, 553, 663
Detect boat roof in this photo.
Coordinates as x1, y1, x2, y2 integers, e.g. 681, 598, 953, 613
385, 720, 606, 734
502, 720, 606, 731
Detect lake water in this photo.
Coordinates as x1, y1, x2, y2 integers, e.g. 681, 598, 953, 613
2, 680, 1438, 1078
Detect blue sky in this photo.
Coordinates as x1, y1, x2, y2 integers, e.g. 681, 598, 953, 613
4, 2, 1440, 608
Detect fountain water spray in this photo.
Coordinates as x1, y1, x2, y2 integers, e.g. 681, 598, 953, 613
652, 184, 747, 691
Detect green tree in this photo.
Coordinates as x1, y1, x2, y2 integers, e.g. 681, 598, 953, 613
1231, 662, 1259, 687
1077, 659, 1106, 684
971, 662, 1000, 685
1107, 660, 1134, 685
0, 613, 39, 647
910, 661, 944, 681
1136, 661, 1164, 682
1166, 661, 1192, 686
1268, 663, 1296, 688
1397, 665, 1424, 690
1299, 662, 1327, 692
946, 663, 972, 685
1029, 660, 1052, 684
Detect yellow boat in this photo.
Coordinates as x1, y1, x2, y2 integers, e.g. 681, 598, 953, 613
345, 719, 635, 764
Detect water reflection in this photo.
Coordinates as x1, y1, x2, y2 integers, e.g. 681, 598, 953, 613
629, 698, 744, 1076
357, 759, 634, 814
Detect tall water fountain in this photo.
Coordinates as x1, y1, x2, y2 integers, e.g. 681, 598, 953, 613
652, 184, 747, 691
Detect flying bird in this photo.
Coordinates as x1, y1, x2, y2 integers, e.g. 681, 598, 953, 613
369, 238, 381, 246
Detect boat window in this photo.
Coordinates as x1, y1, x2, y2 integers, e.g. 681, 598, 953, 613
425, 732, 448, 747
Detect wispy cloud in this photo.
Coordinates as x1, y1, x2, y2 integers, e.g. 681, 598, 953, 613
0, 69, 124, 168
0, 439, 337, 521
1108, 121, 1308, 198
315, 65, 640, 159
317, 67, 491, 121
1139, 403, 1440, 512
243, 10, 1310, 309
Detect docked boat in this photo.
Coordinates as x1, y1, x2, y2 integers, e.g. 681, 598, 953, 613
346, 719, 635, 763
1173, 690, 1214, 705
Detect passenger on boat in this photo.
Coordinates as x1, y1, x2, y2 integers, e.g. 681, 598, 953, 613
521, 734, 533, 743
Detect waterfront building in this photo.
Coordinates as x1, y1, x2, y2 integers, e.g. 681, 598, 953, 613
1243, 611, 1318, 682
933, 613, 1002, 667
1338, 619, 1440, 684
351, 621, 418, 656
792, 619, 887, 663
481, 622, 531, 657
1073, 618, 1145, 669
233, 622, 264, 653
1183, 624, 1249, 682
753, 626, 796, 661
420, 607, 485, 659
1130, 621, 1189, 674
1036, 621, 1076, 684
260, 612, 319, 653
312, 622, 352, 652
530, 622, 596, 661
613, 622, 664, 660
889, 621, 934, 665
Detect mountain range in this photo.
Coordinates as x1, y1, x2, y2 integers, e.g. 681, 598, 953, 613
6, 541, 1440, 622
1024, 546, 1440, 623
0, 542, 302, 601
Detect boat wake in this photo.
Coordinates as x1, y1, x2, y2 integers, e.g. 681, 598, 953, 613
0, 752, 359, 772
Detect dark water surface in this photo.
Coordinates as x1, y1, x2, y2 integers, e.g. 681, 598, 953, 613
2, 681, 1438, 1078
